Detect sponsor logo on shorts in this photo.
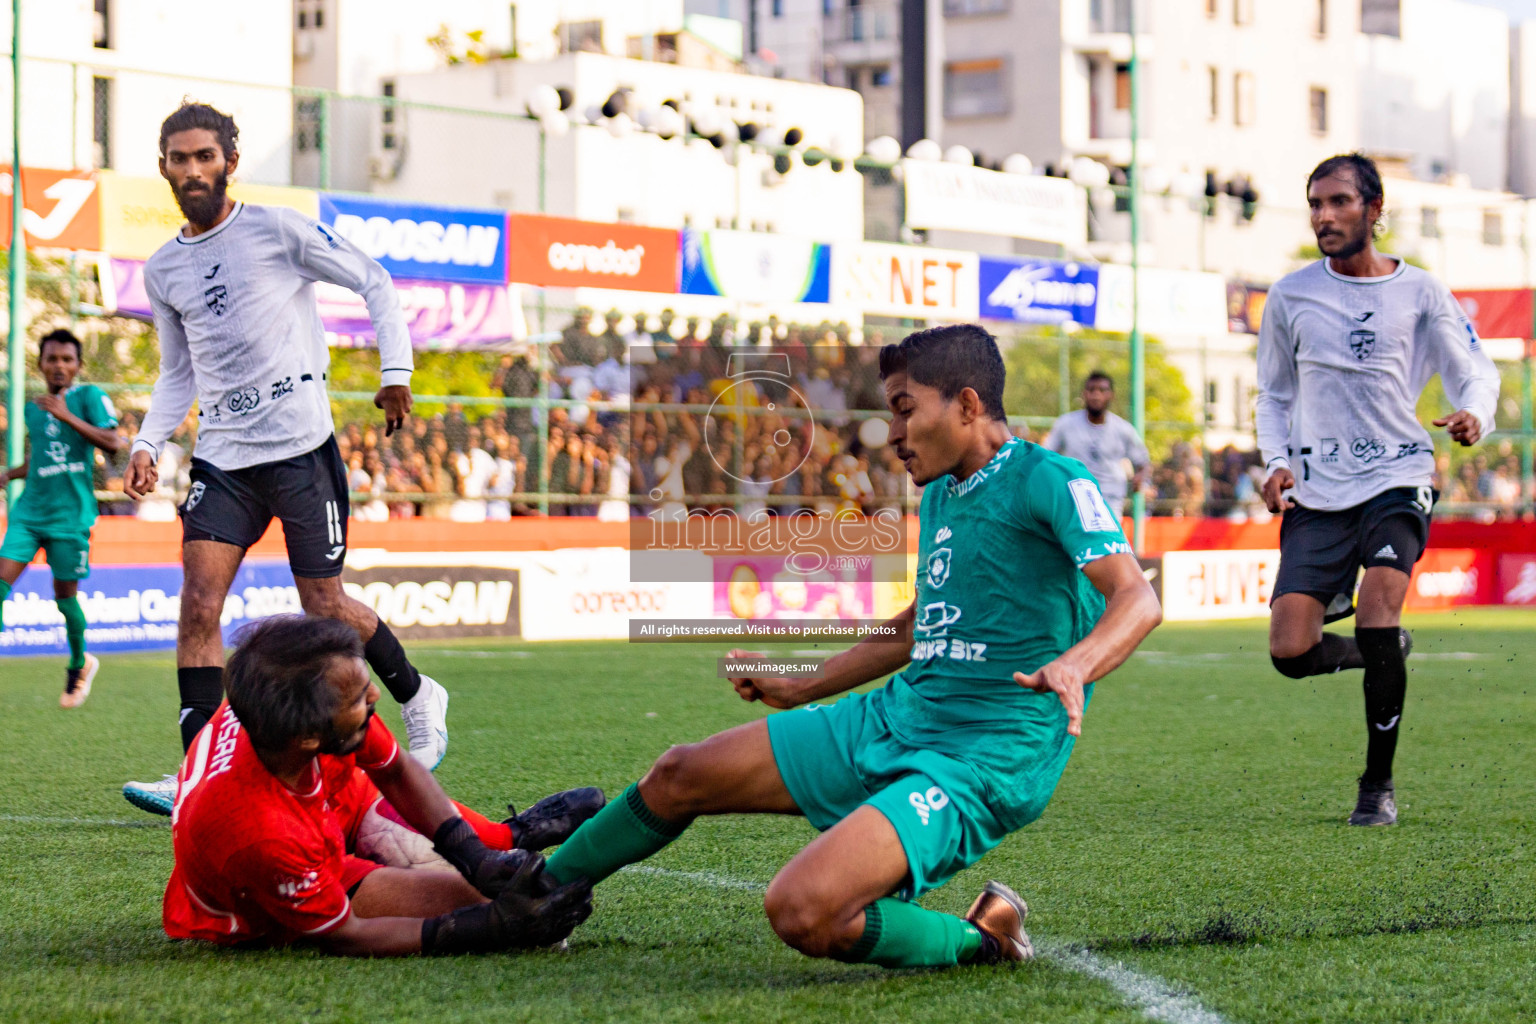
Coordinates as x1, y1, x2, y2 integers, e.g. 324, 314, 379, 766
908, 786, 949, 826
184, 480, 206, 512
1374, 544, 1397, 560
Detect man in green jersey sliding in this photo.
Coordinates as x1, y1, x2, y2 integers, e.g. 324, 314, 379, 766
543, 324, 1162, 967
1, 329, 126, 706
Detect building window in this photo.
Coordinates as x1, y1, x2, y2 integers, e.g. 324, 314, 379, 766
1362, 0, 1400, 37
872, 65, 893, 86
1206, 0, 1218, 16
1233, 71, 1255, 126
1483, 209, 1504, 246
93, 0, 110, 48
315, 3, 324, 28
1114, 63, 1131, 110
92, 76, 111, 169
294, 97, 320, 153
1233, 0, 1253, 25
381, 80, 397, 150
944, 0, 1010, 13
1309, 87, 1327, 134
297, 8, 306, 28
1315, 0, 1326, 35
1208, 67, 1219, 120
944, 58, 1009, 118
1089, 0, 1132, 33
560, 19, 603, 52
1421, 207, 1440, 238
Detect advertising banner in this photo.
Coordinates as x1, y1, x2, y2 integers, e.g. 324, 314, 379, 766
1498, 553, 1536, 605
341, 565, 520, 640
519, 548, 711, 641
715, 556, 875, 621
0, 165, 100, 251
97, 171, 318, 260
108, 259, 519, 349
978, 256, 1098, 325
320, 194, 507, 285
1160, 548, 1281, 621
1227, 280, 1269, 335
1453, 289, 1534, 340
902, 160, 1083, 246
679, 227, 831, 303
1095, 264, 1228, 337
506, 213, 679, 293
1404, 549, 1495, 610
0, 560, 298, 658
831, 241, 979, 320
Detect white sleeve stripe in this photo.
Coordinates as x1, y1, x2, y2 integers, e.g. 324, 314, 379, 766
361, 744, 398, 772
302, 900, 352, 935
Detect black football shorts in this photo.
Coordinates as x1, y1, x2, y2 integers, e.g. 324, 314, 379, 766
179, 435, 350, 579
1272, 486, 1434, 622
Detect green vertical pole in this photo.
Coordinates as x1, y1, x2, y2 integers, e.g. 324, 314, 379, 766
1128, 0, 1146, 550
1523, 342, 1533, 511
536, 123, 549, 517
6, 0, 25, 509
317, 92, 331, 191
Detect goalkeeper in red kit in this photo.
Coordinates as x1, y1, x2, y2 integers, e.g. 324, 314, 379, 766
163, 615, 603, 955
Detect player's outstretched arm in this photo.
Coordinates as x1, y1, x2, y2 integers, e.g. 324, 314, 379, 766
728, 602, 916, 709
1014, 552, 1161, 737
319, 911, 429, 957
3, 460, 25, 483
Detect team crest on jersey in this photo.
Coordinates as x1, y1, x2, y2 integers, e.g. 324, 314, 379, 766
914, 601, 962, 636
204, 284, 228, 316
46, 440, 69, 464
45, 415, 60, 438
926, 547, 952, 589
1349, 329, 1375, 360
185, 480, 206, 512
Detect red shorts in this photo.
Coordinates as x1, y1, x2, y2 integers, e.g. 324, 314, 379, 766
341, 853, 383, 895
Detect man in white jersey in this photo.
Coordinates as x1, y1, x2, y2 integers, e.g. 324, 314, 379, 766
118, 103, 451, 815
1043, 372, 1150, 521
1257, 153, 1499, 826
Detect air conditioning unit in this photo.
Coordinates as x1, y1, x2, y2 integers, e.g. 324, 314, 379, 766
294, 33, 315, 59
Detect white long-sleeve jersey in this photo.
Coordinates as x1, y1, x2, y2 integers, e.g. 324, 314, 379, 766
1256, 258, 1500, 511
131, 202, 412, 471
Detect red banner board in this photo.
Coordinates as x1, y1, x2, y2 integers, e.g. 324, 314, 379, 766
1498, 553, 1536, 605
0, 165, 100, 251
1404, 548, 1497, 610
1452, 289, 1533, 340
506, 214, 679, 293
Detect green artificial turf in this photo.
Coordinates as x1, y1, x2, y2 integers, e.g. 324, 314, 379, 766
1, 611, 1532, 1023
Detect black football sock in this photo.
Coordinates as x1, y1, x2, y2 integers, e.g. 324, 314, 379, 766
1356, 627, 1407, 784
364, 618, 422, 704
177, 666, 225, 751
1271, 632, 1364, 679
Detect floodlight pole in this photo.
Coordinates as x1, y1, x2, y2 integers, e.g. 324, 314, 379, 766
6, 0, 25, 509
1128, 0, 1145, 552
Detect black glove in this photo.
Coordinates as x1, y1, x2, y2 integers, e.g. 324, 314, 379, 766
420, 855, 593, 955
432, 816, 534, 898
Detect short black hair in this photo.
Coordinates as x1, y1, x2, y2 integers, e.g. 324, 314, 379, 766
38, 328, 82, 361
877, 324, 1007, 421
223, 615, 363, 752
1085, 371, 1114, 390
159, 101, 239, 160
1307, 152, 1383, 210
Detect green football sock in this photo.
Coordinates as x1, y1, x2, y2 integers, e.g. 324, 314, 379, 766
545, 782, 687, 886
55, 595, 87, 671
833, 898, 985, 969
0, 579, 9, 630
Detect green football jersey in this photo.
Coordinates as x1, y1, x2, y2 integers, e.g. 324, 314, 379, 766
12, 383, 117, 534
875, 436, 1132, 828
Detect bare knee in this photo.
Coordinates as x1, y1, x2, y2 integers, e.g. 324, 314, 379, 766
638, 743, 705, 819
178, 583, 226, 638
763, 880, 843, 958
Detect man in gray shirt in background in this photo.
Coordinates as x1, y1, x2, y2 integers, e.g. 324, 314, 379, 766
1043, 373, 1149, 521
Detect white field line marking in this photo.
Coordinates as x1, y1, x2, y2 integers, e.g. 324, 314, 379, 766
0, 813, 166, 828
619, 865, 1232, 1024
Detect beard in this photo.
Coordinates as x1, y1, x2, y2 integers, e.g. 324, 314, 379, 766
172, 168, 229, 226
318, 706, 373, 756
1319, 224, 1369, 260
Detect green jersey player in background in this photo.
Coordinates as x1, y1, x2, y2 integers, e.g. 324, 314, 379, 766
1, 329, 126, 706
539, 325, 1162, 968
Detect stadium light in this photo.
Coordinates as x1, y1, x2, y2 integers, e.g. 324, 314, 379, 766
943, 144, 974, 166
1001, 153, 1033, 175
864, 135, 902, 164
906, 138, 942, 162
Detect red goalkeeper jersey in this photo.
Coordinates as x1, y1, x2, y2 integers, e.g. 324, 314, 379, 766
162, 701, 398, 945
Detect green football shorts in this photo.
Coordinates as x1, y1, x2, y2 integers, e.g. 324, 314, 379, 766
0, 521, 91, 581
767, 689, 1016, 900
